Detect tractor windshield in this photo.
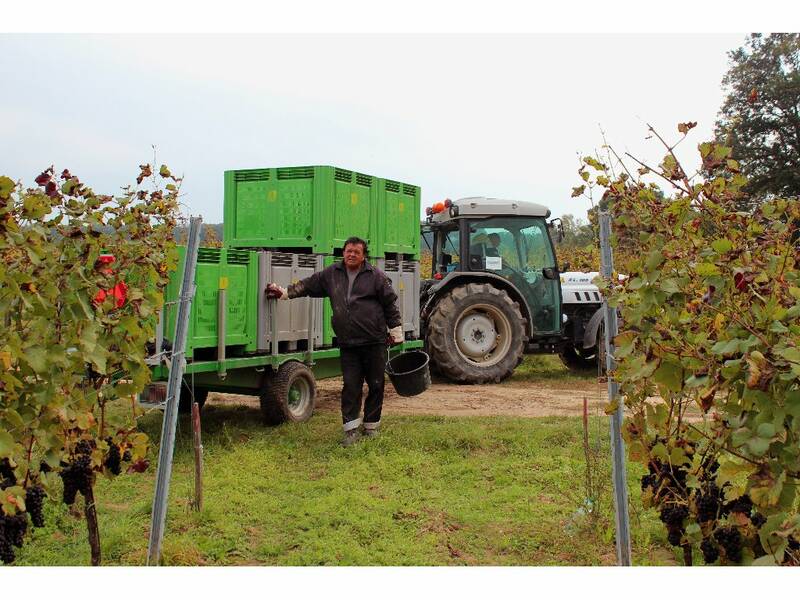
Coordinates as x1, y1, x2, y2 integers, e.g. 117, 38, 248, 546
468, 217, 561, 334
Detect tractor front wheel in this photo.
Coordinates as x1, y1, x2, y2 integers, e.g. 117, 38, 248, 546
427, 283, 526, 384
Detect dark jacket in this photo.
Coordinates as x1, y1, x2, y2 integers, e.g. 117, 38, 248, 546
288, 260, 402, 347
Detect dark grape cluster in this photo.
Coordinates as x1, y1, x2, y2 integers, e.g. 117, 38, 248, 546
751, 512, 767, 528
75, 439, 93, 456
643, 458, 688, 504
104, 437, 122, 475
659, 504, 688, 547
667, 528, 683, 547
714, 526, 743, 563
0, 513, 28, 564
660, 505, 689, 528
700, 537, 720, 564
0, 458, 16, 490
122, 449, 132, 463
696, 484, 726, 523
25, 485, 47, 528
59, 454, 92, 505
725, 494, 753, 516
0, 528, 13, 563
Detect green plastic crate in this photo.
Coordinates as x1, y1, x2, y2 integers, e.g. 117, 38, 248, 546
378, 178, 420, 258
223, 165, 419, 258
164, 246, 258, 358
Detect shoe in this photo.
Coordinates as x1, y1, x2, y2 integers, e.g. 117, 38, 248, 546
341, 428, 363, 447
363, 427, 380, 439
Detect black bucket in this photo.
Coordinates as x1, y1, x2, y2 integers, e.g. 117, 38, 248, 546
385, 350, 431, 397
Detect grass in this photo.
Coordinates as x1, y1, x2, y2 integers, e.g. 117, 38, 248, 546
12, 401, 675, 566
509, 354, 600, 385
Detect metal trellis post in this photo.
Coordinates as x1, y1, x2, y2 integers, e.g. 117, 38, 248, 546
146, 216, 202, 565
599, 211, 632, 566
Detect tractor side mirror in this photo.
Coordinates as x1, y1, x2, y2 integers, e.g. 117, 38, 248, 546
542, 267, 559, 280
548, 218, 565, 244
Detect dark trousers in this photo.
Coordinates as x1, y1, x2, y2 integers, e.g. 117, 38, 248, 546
340, 343, 386, 428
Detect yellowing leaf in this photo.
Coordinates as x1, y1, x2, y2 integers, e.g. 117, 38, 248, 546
710, 238, 733, 254
653, 359, 684, 393
695, 263, 721, 277
0, 430, 15, 456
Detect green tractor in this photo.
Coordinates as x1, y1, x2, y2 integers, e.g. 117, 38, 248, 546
421, 197, 605, 383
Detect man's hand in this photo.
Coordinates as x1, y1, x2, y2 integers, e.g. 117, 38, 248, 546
388, 325, 404, 346
266, 283, 288, 300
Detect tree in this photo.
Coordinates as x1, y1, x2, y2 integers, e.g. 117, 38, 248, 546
558, 214, 595, 248
715, 34, 800, 201
202, 224, 222, 247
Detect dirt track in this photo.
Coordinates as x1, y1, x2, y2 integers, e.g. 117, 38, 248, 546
208, 376, 615, 419
207, 372, 710, 422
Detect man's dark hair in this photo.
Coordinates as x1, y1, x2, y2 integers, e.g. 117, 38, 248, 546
343, 236, 368, 255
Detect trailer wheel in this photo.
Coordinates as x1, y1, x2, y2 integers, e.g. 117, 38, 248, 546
178, 382, 208, 413
260, 361, 316, 425
427, 283, 526, 384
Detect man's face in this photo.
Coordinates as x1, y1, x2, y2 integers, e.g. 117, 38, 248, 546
343, 242, 365, 269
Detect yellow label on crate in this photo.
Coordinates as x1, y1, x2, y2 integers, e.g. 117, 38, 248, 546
267, 190, 277, 202
351, 193, 359, 206
219, 277, 229, 290
399, 202, 405, 213
399, 280, 405, 291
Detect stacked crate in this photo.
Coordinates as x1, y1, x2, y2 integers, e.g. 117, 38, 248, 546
163, 246, 259, 358
223, 165, 422, 352
223, 166, 420, 259
166, 166, 421, 359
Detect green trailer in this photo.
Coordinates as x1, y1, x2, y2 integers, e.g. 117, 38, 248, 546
145, 165, 423, 424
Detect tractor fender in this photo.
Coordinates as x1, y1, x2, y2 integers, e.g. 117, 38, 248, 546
422, 272, 534, 338
583, 307, 605, 350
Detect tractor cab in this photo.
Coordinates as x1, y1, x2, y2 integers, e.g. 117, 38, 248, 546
423, 196, 563, 346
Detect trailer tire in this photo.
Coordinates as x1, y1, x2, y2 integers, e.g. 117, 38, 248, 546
427, 283, 525, 384
178, 382, 208, 413
260, 361, 316, 425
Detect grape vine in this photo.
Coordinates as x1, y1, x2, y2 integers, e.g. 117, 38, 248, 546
580, 123, 800, 565
0, 164, 180, 564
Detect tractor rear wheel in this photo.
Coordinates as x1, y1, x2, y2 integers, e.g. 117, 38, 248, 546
260, 361, 316, 425
427, 283, 526, 384
559, 323, 607, 375
559, 344, 598, 372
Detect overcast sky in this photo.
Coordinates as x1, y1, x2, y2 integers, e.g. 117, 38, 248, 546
1, 33, 745, 223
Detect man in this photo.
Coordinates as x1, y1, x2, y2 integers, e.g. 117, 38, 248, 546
487, 232, 502, 255
266, 237, 404, 446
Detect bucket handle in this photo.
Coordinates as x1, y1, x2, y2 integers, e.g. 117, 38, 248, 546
385, 344, 407, 376
385, 345, 394, 376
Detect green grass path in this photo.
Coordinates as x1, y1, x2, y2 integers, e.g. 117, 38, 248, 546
14, 405, 674, 566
